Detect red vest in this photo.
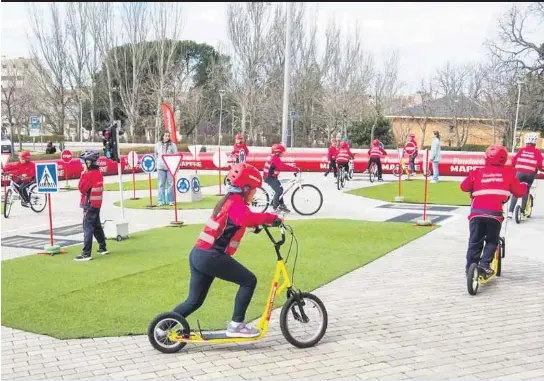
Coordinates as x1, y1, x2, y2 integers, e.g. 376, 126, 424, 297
336, 148, 351, 163
368, 146, 385, 158
195, 196, 246, 255
79, 170, 104, 209
513, 146, 543, 174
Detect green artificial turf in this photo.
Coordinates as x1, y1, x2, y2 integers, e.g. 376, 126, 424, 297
1, 219, 435, 339
347, 179, 471, 206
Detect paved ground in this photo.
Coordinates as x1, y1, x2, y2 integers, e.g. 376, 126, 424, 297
2, 173, 543, 381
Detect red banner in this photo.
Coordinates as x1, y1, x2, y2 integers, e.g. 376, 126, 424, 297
2, 150, 543, 186
161, 103, 177, 144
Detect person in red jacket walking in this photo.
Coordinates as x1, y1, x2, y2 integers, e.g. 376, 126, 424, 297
460, 145, 527, 277
336, 141, 354, 175
263, 143, 300, 213
368, 139, 387, 181
75, 149, 107, 262
231, 134, 249, 163
170, 163, 282, 338
2, 151, 35, 207
508, 132, 543, 218
404, 133, 418, 179
324, 138, 339, 178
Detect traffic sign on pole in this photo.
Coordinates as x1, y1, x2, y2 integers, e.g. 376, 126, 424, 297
61, 150, 72, 163
176, 177, 190, 194
290, 111, 296, 121
36, 163, 59, 193
140, 154, 156, 174
162, 153, 183, 177
29, 116, 40, 137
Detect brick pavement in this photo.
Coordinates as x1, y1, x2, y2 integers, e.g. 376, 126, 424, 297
2, 178, 543, 380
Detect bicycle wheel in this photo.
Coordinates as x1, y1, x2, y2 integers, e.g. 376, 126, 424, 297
291, 184, 323, 216
496, 243, 502, 277
4, 189, 13, 219
147, 312, 190, 354
392, 164, 401, 177
514, 205, 521, 224
29, 185, 47, 213
348, 163, 354, 180
467, 263, 479, 296
336, 168, 344, 190
340, 169, 347, 188
279, 292, 328, 348
250, 186, 270, 213
369, 163, 377, 183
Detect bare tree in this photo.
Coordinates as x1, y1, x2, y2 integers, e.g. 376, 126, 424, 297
487, 2, 544, 75
410, 78, 438, 147
369, 49, 403, 141
112, 2, 151, 141
150, 2, 183, 143
28, 3, 70, 136
65, 2, 90, 141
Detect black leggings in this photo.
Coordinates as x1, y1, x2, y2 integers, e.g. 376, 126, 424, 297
368, 157, 383, 178
173, 247, 257, 323
264, 177, 284, 209
13, 180, 32, 202
509, 172, 535, 213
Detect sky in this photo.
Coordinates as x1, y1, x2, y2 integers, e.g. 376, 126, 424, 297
0, 2, 535, 94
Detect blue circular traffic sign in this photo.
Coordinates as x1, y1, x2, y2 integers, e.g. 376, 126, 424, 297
141, 154, 156, 174
176, 177, 190, 193
191, 177, 201, 193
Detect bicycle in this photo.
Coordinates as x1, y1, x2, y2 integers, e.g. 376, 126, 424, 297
147, 224, 328, 353
3, 174, 47, 218
514, 185, 536, 224
367, 162, 379, 183
336, 163, 350, 190
347, 158, 354, 180
392, 156, 433, 178
251, 170, 323, 216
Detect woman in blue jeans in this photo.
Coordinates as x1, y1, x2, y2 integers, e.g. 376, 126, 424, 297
154, 131, 178, 206
429, 130, 442, 183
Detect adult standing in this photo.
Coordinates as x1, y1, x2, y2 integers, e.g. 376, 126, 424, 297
155, 131, 178, 206
429, 130, 442, 183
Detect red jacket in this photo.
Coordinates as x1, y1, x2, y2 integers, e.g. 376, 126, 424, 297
79, 168, 104, 210
512, 146, 543, 174
3, 161, 36, 182
460, 165, 527, 222
327, 146, 338, 161
263, 155, 298, 178
195, 193, 278, 255
368, 145, 387, 158
231, 143, 249, 158
336, 147, 354, 164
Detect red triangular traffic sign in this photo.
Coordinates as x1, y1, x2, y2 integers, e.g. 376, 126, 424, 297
162, 153, 183, 176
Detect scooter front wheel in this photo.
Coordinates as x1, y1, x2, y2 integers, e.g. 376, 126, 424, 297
467, 263, 479, 296
279, 292, 328, 348
148, 312, 190, 353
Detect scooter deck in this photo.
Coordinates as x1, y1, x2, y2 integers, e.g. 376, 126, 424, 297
197, 331, 229, 340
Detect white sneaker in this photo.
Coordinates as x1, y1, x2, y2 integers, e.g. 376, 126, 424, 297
430, 180, 438, 184
507, 212, 513, 219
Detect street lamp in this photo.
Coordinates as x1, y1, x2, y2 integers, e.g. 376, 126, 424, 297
511, 80, 523, 154
281, 2, 293, 146
218, 89, 226, 195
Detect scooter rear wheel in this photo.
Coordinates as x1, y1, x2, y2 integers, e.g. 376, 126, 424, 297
148, 312, 190, 353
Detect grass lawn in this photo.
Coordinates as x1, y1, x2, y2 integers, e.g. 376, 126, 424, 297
1, 219, 434, 339
103, 174, 221, 191
113, 195, 222, 209
347, 179, 471, 206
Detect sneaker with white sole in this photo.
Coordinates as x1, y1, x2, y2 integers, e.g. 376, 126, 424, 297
97, 248, 109, 256
226, 322, 260, 338
74, 253, 92, 261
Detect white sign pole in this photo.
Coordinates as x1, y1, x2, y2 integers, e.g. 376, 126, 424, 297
114, 123, 125, 220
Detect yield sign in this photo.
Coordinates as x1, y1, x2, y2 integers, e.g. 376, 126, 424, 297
1, 154, 10, 169
162, 153, 183, 176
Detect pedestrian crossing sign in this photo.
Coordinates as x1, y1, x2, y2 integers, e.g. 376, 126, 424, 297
36, 163, 59, 193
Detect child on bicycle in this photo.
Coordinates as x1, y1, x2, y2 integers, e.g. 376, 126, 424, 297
368, 139, 387, 181
460, 144, 527, 277
263, 143, 300, 213
324, 138, 339, 178
507, 132, 543, 218
3, 151, 35, 207
172, 163, 282, 338
231, 134, 249, 163
336, 141, 354, 175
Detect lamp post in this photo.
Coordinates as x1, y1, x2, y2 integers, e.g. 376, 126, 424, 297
511, 81, 523, 154
281, 2, 293, 146
218, 89, 226, 195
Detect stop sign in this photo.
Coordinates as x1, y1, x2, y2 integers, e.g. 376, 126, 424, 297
404, 141, 417, 156
61, 150, 73, 163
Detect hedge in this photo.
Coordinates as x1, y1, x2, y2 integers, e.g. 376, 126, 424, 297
8, 144, 206, 162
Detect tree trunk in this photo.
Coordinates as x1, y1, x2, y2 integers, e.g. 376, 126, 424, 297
90, 86, 96, 141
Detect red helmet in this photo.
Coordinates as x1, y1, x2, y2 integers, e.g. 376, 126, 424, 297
235, 134, 243, 140
19, 151, 31, 160
372, 139, 380, 146
408, 133, 415, 138
271, 143, 286, 154
484, 144, 508, 166
331, 138, 338, 144
226, 163, 262, 189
